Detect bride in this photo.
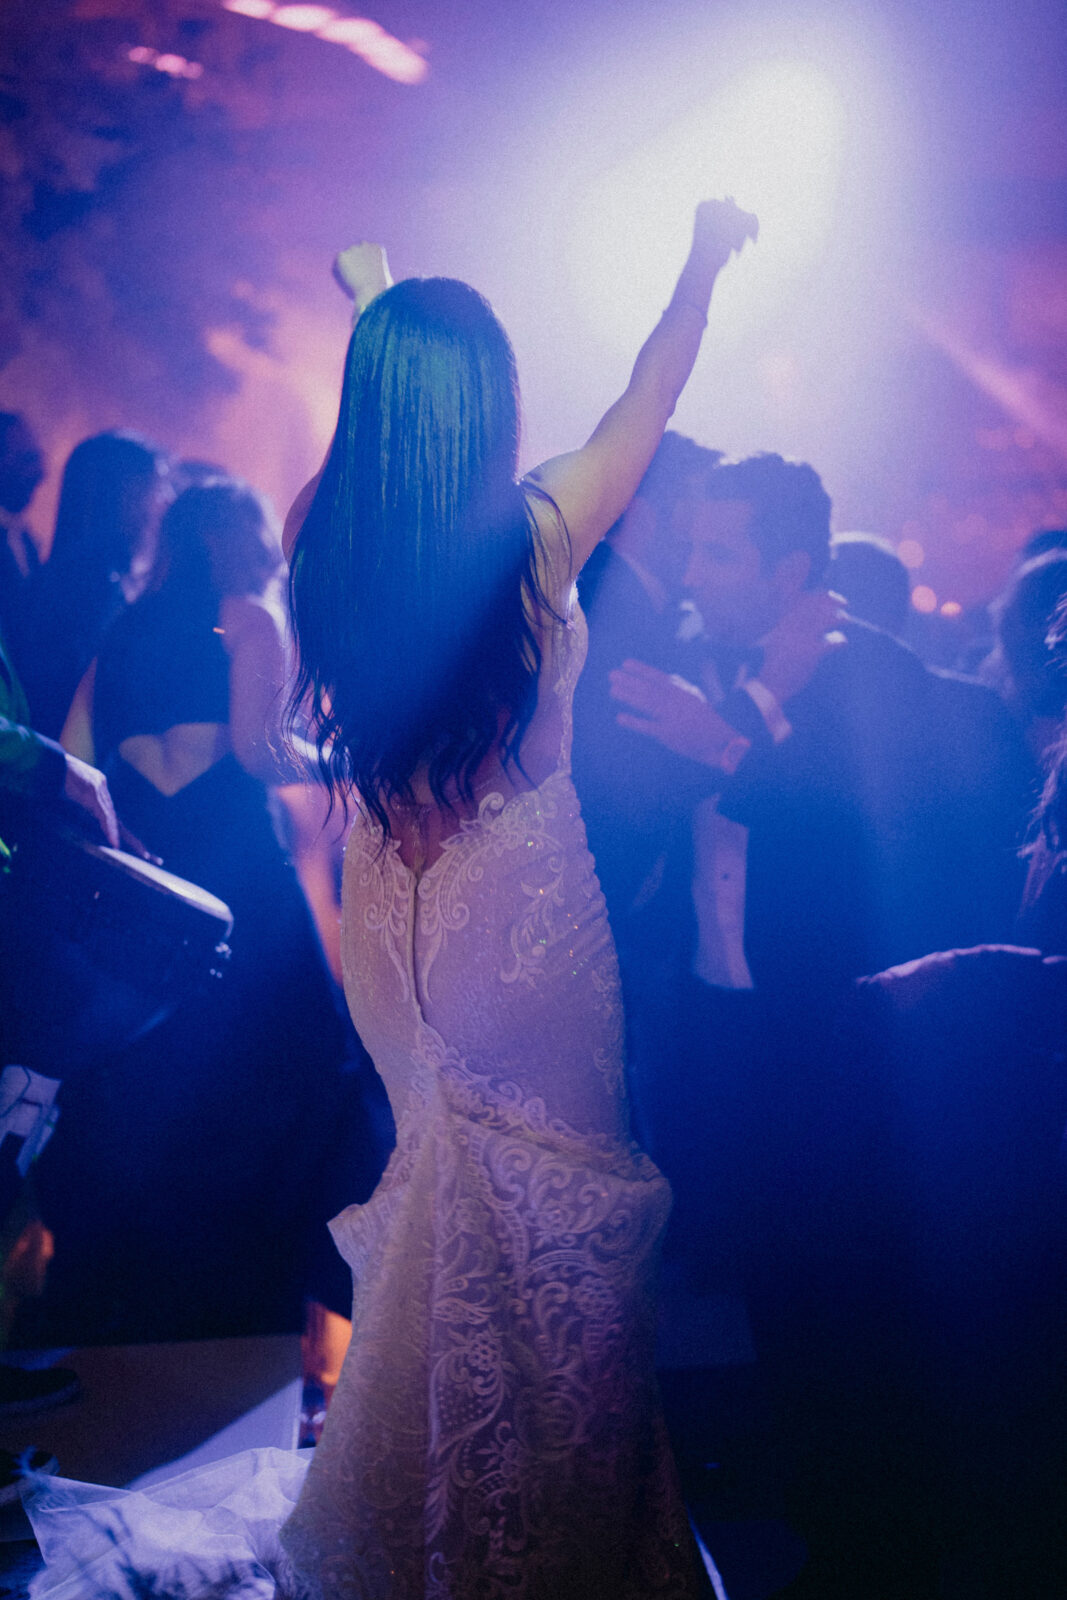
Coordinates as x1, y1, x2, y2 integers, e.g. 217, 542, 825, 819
28, 199, 755, 1600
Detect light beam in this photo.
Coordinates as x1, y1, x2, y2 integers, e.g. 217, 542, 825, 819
566, 58, 846, 350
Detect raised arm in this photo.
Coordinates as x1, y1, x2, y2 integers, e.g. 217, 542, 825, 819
526, 199, 756, 577
283, 244, 393, 561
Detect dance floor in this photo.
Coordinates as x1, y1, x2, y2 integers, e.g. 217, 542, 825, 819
0, 1335, 301, 1596
0, 1322, 798, 1598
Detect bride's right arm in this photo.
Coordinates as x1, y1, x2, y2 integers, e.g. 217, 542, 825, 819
526, 199, 756, 579
283, 244, 393, 561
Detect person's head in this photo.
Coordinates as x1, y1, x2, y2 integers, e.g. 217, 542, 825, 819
152, 479, 283, 615
991, 552, 1067, 722
607, 432, 720, 597
288, 277, 554, 830
683, 453, 832, 650
1019, 527, 1067, 567
51, 430, 170, 592
829, 533, 911, 638
0, 413, 45, 516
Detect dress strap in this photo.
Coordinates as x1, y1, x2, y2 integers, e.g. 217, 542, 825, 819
547, 593, 587, 773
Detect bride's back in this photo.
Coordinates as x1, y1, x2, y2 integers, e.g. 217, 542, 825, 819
288, 276, 562, 851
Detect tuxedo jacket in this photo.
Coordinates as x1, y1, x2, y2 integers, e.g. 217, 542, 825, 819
717, 618, 1037, 997
573, 544, 710, 968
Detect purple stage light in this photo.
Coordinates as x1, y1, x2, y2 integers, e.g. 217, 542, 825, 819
127, 45, 204, 80
220, 0, 428, 85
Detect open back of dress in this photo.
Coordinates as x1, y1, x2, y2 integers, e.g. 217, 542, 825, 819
280, 570, 707, 1599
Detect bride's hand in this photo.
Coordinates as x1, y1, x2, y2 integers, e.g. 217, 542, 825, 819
692, 198, 759, 271
332, 243, 392, 314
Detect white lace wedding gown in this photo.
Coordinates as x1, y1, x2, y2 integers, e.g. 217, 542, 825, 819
27, 576, 707, 1600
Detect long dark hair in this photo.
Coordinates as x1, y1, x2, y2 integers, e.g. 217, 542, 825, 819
50, 430, 168, 584
17, 431, 170, 737
287, 277, 563, 833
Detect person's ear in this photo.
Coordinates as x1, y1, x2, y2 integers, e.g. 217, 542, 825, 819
772, 548, 810, 601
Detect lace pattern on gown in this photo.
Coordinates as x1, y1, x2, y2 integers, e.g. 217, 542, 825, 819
280, 591, 705, 1599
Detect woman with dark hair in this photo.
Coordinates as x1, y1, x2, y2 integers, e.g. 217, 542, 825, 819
278, 208, 754, 1599
44, 478, 366, 1345
27, 204, 755, 1598
15, 430, 170, 739
61, 476, 310, 888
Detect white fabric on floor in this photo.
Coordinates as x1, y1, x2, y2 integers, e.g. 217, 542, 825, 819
26, 1447, 312, 1600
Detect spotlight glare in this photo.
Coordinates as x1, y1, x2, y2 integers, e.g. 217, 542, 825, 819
566, 57, 846, 349
365, 39, 428, 85
272, 5, 336, 31
223, 0, 275, 16
126, 45, 204, 79
319, 16, 383, 48
219, 1, 427, 84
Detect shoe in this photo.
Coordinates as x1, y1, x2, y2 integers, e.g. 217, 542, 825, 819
0, 1446, 58, 1506
0, 1363, 80, 1417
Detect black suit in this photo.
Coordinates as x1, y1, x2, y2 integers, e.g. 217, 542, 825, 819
573, 545, 727, 1162
574, 544, 701, 940
712, 624, 1042, 1595
574, 544, 772, 968
717, 618, 1036, 1001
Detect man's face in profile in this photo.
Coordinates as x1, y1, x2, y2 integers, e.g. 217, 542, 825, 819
683, 497, 779, 650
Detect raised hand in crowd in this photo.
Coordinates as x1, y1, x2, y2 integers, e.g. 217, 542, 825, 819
332, 242, 393, 317
756, 585, 846, 705
690, 196, 759, 272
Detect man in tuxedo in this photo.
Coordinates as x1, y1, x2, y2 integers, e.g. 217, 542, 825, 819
574, 437, 818, 973
574, 432, 718, 960
572, 434, 717, 1167
574, 441, 844, 1303
612, 451, 1035, 1004
611, 451, 1040, 1596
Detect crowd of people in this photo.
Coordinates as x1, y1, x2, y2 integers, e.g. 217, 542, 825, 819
0, 423, 391, 1355
571, 436, 1067, 1597
0, 196, 1065, 1599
